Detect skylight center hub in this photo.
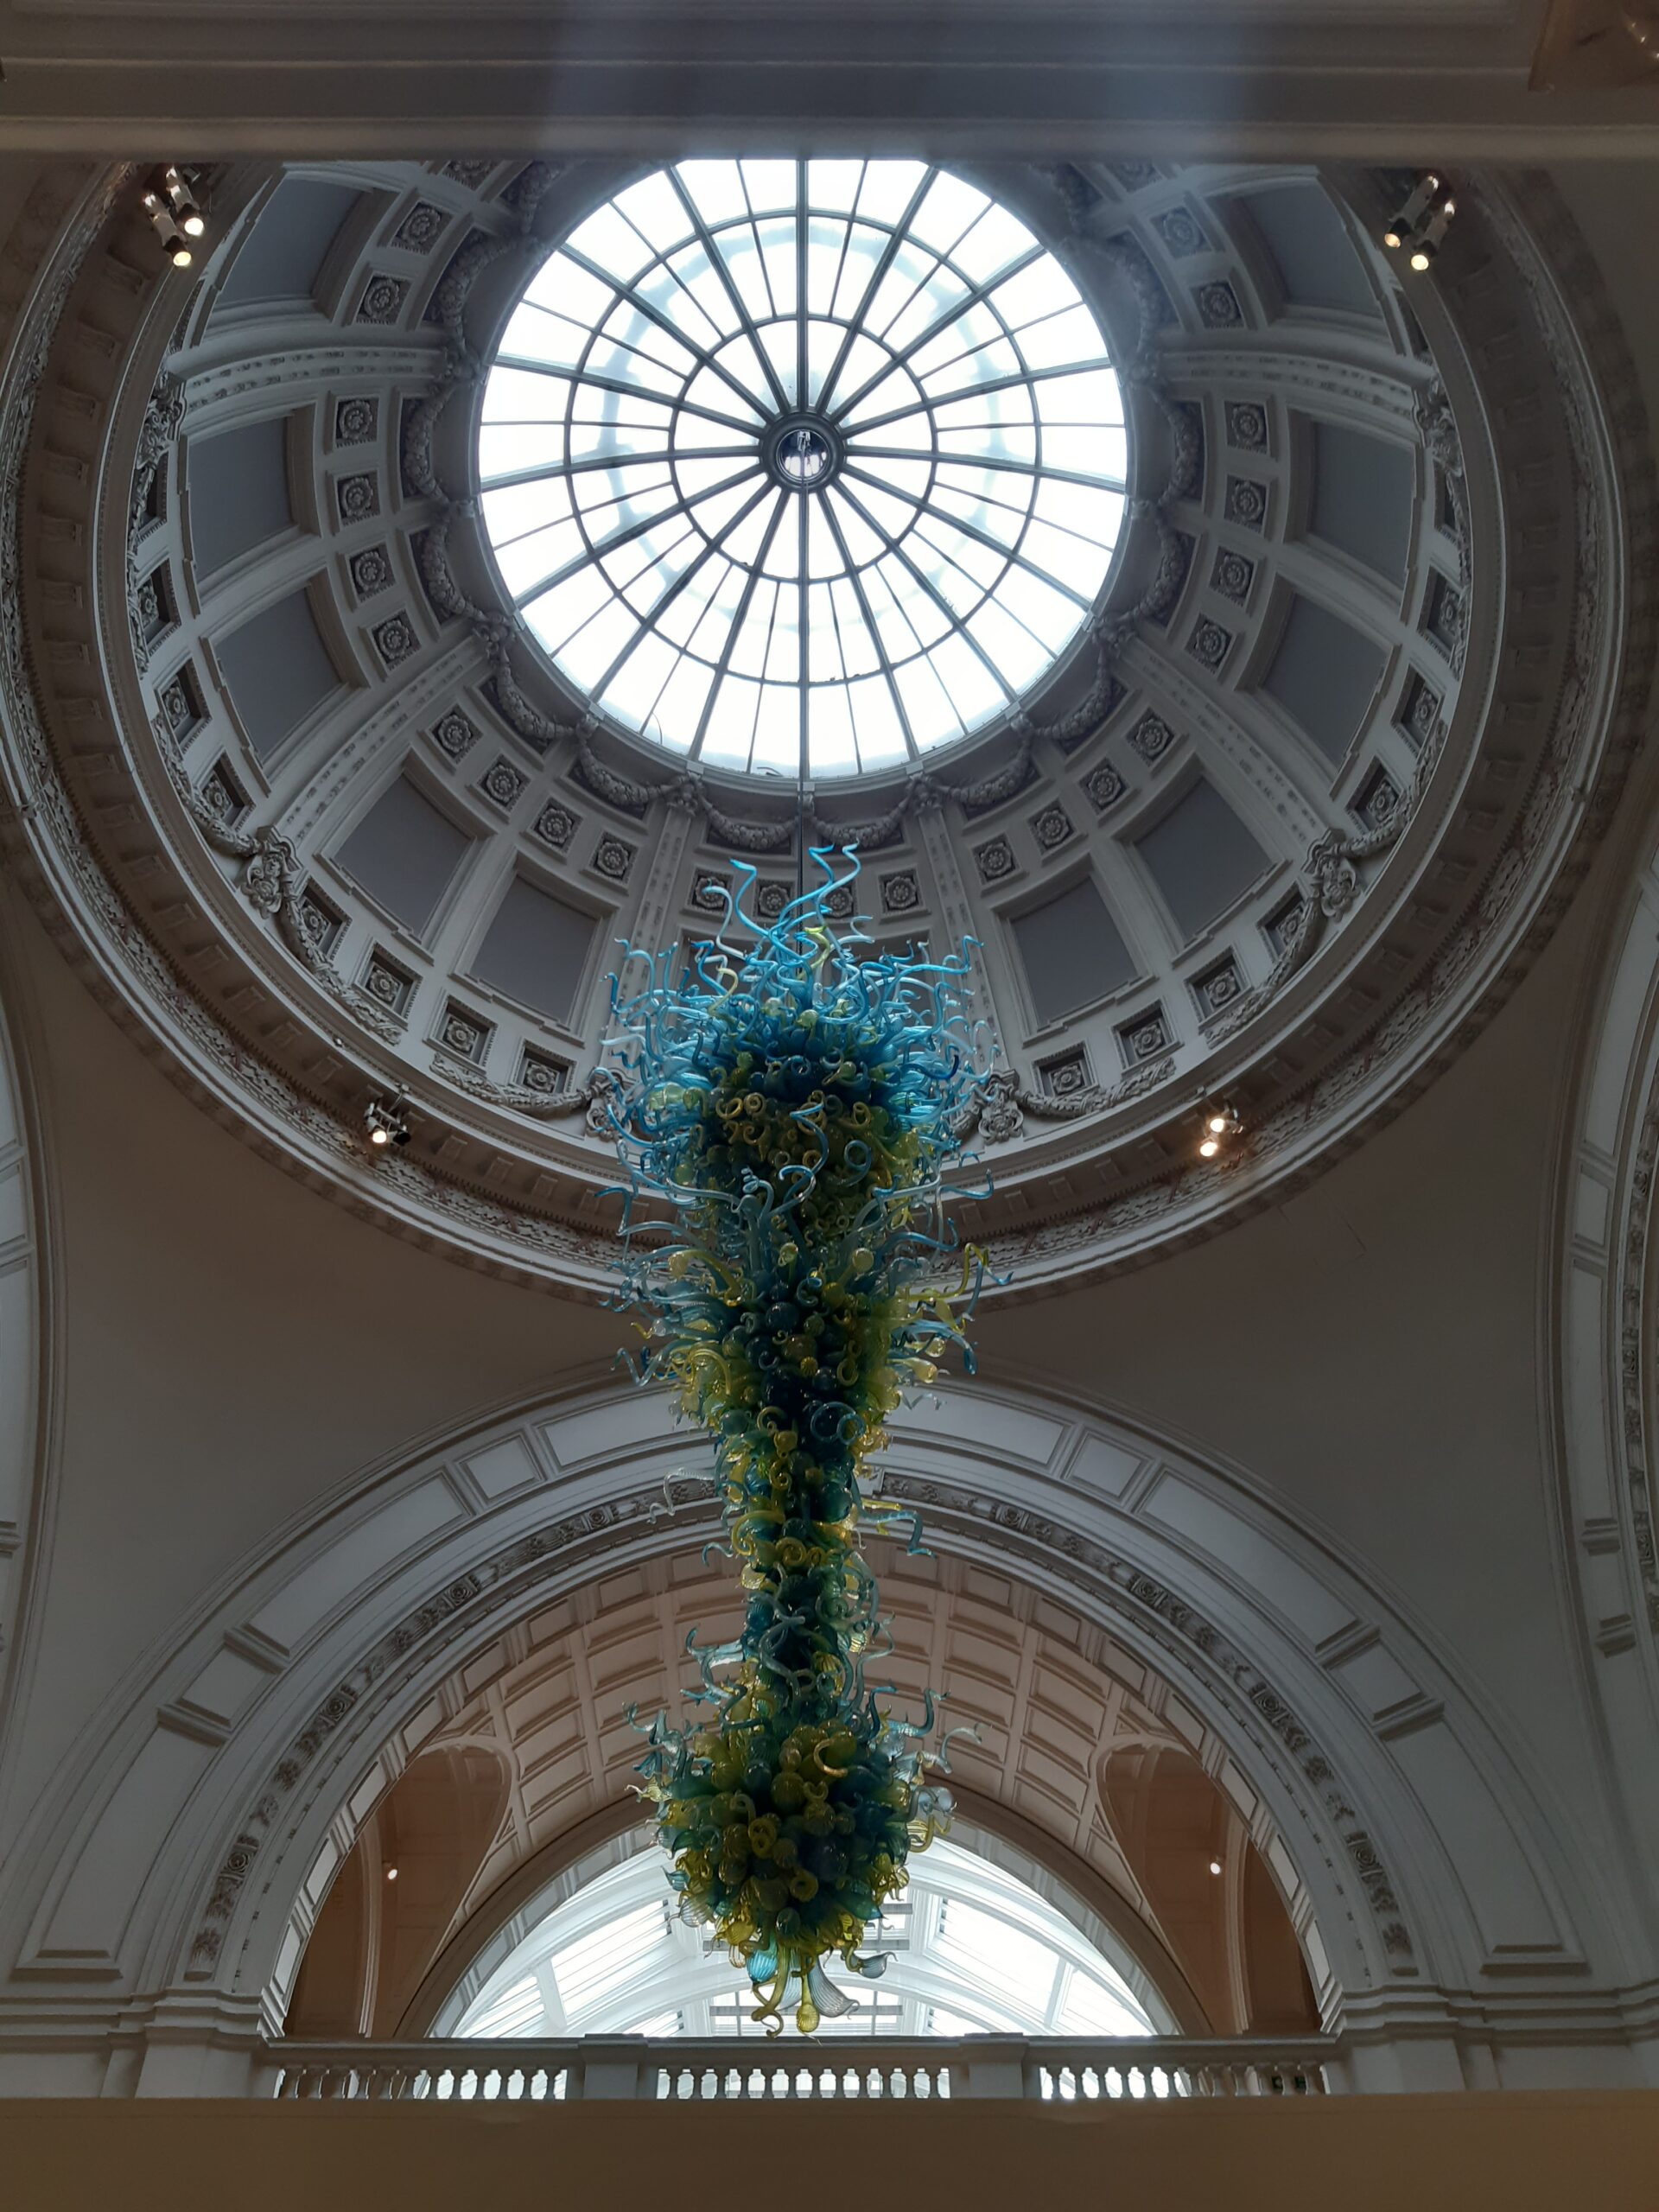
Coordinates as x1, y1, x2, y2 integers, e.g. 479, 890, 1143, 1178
766, 417, 840, 492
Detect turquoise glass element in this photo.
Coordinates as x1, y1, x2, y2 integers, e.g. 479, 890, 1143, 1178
606, 851, 993, 2031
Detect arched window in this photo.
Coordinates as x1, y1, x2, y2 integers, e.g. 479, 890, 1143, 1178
448, 1835, 1163, 2040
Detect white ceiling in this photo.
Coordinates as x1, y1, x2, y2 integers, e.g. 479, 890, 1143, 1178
0, 2, 1647, 162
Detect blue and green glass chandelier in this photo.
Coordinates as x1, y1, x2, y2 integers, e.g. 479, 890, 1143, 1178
607, 854, 991, 2032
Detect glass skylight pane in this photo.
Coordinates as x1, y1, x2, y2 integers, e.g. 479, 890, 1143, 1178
650, 655, 712, 747
556, 597, 642, 688
992, 257, 1083, 328
481, 365, 572, 423
450, 1834, 1159, 2042
930, 632, 1005, 726
808, 159, 864, 214
846, 673, 908, 766
756, 217, 799, 318
756, 320, 799, 407
601, 630, 678, 723
481, 478, 574, 547
479, 423, 567, 481
1034, 366, 1124, 423
494, 518, 585, 599
664, 246, 739, 340
525, 252, 614, 323
995, 564, 1079, 647
552, 1900, 670, 2014
950, 202, 1038, 283
565, 201, 654, 282
741, 159, 796, 216
936, 1902, 1058, 2010
1057, 1967, 1150, 2039
883, 264, 969, 356
707, 229, 762, 325
498, 302, 588, 372
855, 161, 926, 223
750, 683, 799, 771
1018, 304, 1111, 372
805, 218, 844, 318
893, 652, 960, 747
830, 579, 882, 676
966, 594, 1053, 689
702, 673, 761, 766
674, 160, 747, 226
614, 169, 695, 253
478, 160, 1124, 775
1039, 426, 1129, 482
463, 1974, 543, 2040
809, 681, 857, 773
522, 561, 609, 647
911, 170, 989, 254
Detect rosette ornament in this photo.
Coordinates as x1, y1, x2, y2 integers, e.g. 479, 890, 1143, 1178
607, 855, 992, 2031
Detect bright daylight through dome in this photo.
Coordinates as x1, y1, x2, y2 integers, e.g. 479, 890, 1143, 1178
478, 159, 1128, 777
449, 1839, 1160, 2042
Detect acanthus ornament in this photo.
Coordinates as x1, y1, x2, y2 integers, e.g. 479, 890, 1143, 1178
1206, 724, 1446, 1043
154, 712, 404, 1044
956, 1052, 1178, 1145
434, 1049, 622, 1131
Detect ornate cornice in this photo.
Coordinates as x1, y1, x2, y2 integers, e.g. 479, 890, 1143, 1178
0, 161, 1649, 1300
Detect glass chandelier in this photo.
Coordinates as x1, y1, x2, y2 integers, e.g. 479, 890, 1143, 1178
607, 855, 990, 2031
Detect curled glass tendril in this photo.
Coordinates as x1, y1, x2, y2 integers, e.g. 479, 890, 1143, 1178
607, 850, 994, 2032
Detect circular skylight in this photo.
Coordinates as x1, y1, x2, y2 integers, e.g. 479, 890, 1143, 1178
478, 160, 1128, 779
445, 1836, 1162, 2041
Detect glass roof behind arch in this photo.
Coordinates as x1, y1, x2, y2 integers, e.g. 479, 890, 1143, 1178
448, 1835, 1163, 2041
479, 160, 1129, 779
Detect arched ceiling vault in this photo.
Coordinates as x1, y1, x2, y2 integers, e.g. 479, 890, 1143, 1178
1551, 766, 1659, 1937
358, 1548, 1244, 2038
0, 159, 1649, 1300
0, 1372, 1612, 2085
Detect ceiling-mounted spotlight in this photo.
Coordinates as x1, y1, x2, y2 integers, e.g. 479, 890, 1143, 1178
1198, 1102, 1243, 1160
1382, 171, 1442, 254
140, 188, 194, 268
161, 165, 207, 239
364, 1095, 410, 1151
141, 166, 206, 268
1408, 196, 1457, 273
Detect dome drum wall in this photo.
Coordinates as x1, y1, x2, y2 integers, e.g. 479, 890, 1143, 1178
0, 157, 1649, 1302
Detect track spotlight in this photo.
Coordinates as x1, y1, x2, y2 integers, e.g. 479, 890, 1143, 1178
161, 165, 207, 238
142, 166, 207, 267
364, 1095, 410, 1150
1382, 172, 1442, 253
140, 190, 194, 268
1408, 197, 1456, 272
1198, 1101, 1243, 1160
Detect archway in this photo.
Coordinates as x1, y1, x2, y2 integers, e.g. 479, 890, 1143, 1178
0, 1370, 1592, 2091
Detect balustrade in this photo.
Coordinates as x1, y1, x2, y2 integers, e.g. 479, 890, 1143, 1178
266, 2036, 1333, 2103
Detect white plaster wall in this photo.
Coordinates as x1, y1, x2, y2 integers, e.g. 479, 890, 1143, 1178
981, 882, 1621, 1904
0, 150, 1656, 2088
0, 894, 618, 1840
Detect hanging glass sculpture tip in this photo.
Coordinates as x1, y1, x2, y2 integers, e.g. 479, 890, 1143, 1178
605, 851, 996, 2031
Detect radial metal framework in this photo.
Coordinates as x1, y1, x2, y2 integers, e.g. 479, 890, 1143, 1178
477, 158, 1129, 778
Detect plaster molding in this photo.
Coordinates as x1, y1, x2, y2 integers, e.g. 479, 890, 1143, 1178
0, 1373, 1613, 2092
0, 161, 1649, 1306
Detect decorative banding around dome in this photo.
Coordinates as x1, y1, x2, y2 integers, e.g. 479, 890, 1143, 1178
0, 157, 1649, 1300
477, 160, 1128, 778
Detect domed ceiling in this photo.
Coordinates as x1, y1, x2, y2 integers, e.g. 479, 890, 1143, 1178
0, 156, 1648, 1294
